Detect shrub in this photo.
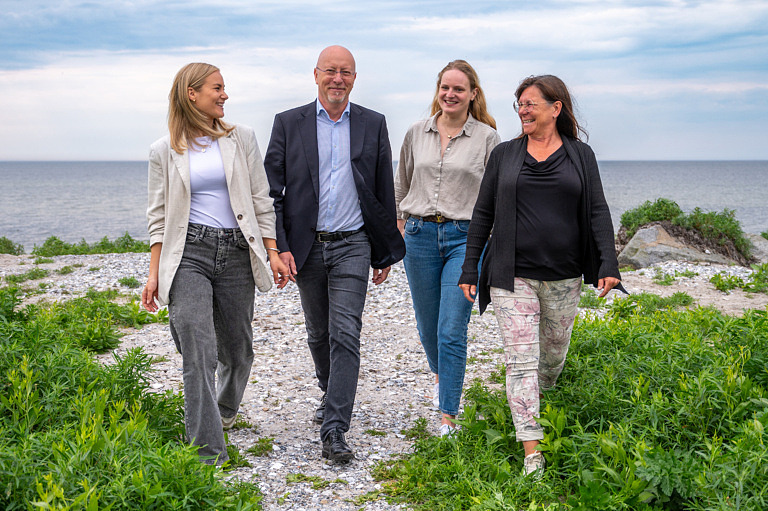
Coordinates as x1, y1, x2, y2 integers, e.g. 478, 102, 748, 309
673, 207, 752, 259
0, 288, 261, 509
0, 236, 24, 255
620, 198, 684, 239
32, 232, 150, 256
118, 276, 141, 288
761, 230, 768, 241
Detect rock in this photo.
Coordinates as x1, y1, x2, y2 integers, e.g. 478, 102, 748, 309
618, 225, 733, 269
746, 233, 768, 264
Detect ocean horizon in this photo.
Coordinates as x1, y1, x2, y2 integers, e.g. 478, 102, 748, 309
1, 159, 767, 253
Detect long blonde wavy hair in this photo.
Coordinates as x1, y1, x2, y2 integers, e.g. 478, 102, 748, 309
168, 63, 234, 154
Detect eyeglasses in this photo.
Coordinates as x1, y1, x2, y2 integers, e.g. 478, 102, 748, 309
315, 67, 355, 79
513, 100, 552, 112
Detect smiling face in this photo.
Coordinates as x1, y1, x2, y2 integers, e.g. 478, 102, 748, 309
517, 85, 562, 138
438, 69, 476, 117
188, 71, 228, 124
314, 46, 356, 110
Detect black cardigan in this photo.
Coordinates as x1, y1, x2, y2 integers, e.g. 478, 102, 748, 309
458, 135, 623, 314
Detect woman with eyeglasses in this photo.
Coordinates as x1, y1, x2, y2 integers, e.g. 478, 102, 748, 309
141, 62, 289, 465
459, 75, 624, 476
395, 60, 500, 437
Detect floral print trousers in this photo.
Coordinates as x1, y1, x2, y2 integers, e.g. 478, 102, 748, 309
490, 277, 581, 442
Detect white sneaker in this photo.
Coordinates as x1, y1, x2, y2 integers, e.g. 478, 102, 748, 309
439, 424, 452, 437
523, 452, 545, 477
221, 414, 237, 430
432, 382, 440, 408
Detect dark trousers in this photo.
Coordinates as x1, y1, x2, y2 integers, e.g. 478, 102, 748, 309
295, 230, 371, 440
168, 223, 255, 464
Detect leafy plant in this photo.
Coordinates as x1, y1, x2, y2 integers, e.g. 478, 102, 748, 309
710, 273, 744, 292
652, 268, 676, 286
620, 198, 684, 239
401, 417, 431, 440
286, 473, 347, 490
57, 265, 75, 275
246, 437, 274, 457
673, 207, 752, 259
34, 257, 54, 264
32, 232, 150, 256
0, 236, 24, 255
5, 267, 49, 284
762, 230, 768, 241
118, 276, 141, 288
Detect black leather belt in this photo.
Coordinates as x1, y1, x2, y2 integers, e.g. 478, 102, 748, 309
315, 227, 365, 242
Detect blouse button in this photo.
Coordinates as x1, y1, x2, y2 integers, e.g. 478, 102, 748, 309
237, 214, 243, 220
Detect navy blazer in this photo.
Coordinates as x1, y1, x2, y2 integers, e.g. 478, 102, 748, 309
264, 101, 405, 271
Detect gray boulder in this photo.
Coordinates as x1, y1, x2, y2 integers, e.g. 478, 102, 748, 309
618, 224, 732, 269
746, 233, 768, 264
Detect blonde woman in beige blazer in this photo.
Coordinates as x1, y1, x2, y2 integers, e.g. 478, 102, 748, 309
141, 63, 288, 465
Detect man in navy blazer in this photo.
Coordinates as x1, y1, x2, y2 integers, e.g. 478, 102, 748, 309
264, 45, 404, 462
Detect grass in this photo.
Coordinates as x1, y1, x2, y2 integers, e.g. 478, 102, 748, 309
246, 437, 274, 457
57, 265, 75, 275
365, 428, 387, 437
401, 417, 431, 440
32, 232, 150, 256
0, 285, 262, 509
286, 473, 347, 490
0, 236, 24, 255
710, 264, 768, 295
33, 257, 54, 264
377, 302, 768, 510
4, 267, 50, 284
762, 230, 768, 241
118, 276, 142, 288
578, 284, 606, 309
620, 198, 753, 259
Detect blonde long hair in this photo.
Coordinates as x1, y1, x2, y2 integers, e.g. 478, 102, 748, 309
168, 63, 234, 154
429, 60, 496, 130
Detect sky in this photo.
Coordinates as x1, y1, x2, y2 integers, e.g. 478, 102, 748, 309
1, 0, 767, 161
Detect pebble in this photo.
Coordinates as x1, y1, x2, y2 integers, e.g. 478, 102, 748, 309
1, 252, 766, 509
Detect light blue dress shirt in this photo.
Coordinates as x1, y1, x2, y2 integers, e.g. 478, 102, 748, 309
315, 100, 363, 232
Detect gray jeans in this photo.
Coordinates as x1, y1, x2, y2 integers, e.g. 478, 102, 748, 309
295, 230, 371, 440
168, 223, 255, 464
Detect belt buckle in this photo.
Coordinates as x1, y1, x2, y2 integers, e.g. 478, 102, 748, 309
435, 213, 444, 223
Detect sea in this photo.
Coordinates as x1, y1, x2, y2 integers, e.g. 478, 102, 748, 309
1, 160, 766, 253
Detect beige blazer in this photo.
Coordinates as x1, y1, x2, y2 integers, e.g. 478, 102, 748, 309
147, 124, 276, 306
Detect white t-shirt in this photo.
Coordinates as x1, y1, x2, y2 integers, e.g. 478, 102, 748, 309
188, 137, 238, 228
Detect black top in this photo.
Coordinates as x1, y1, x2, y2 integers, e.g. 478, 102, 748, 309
458, 135, 624, 314
515, 146, 582, 280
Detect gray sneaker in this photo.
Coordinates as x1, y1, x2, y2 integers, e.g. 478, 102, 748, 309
221, 414, 237, 430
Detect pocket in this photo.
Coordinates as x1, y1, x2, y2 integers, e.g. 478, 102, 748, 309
404, 217, 421, 235
235, 235, 250, 250
185, 230, 200, 243
454, 220, 470, 234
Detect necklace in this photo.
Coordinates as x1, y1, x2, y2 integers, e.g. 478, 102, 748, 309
199, 136, 213, 153
438, 117, 464, 139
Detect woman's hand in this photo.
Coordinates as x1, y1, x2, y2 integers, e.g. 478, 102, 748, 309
597, 277, 620, 297
141, 276, 159, 312
459, 283, 476, 303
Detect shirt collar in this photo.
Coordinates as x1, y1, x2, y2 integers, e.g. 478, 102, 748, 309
425, 111, 477, 137
316, 99, 351, 121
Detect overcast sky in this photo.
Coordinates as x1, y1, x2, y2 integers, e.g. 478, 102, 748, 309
2, 0, 767, 161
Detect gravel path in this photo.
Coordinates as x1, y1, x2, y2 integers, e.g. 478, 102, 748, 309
2, 253, 767, 510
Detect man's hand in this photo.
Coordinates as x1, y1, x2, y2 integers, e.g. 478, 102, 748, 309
372, 266, 391, 285
279, 251, 298, 282
597, 277, 620, 297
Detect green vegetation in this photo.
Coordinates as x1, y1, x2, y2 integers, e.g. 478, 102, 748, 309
4, 267, 50, 285
762, 230, 768, 241
33, 257, 54, 264
0, 285, 261, 509
57, 265, 75, 275
32, 232, 150, 256
246, 437, 274, 457
118, 276, 142, 288
224, 443, 252, 470
378, 303, 768, 510
286, 473, 347, 490
578, 284, 606, 309
0, 236, 24, 255
401, 417, 431, 441
365, 428, 387, 437
620, 198, 683, 239
710, 264, 768, 295
620, 198, 753, 259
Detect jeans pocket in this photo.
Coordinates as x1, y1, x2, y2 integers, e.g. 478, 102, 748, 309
454, 220, 470, 234
234, 236, 250, 250
404, 217, 421, 235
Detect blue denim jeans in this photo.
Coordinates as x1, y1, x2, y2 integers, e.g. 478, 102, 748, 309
403, 217, 476, 416
295, 230, 371, 440
168, 223, 255, 464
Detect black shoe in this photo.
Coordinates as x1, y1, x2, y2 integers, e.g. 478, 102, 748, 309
322, 429, 354, 462
313, 392, 327, 425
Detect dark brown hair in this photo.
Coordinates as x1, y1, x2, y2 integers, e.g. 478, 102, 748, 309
515, 75, 587, 141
